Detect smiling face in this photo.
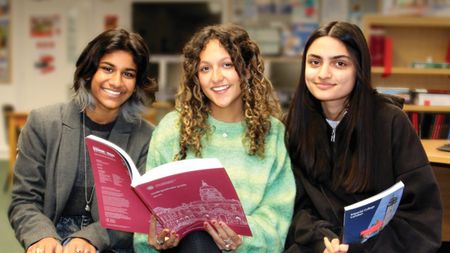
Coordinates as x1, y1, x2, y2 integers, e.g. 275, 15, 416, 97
305, 36, 356, 119
88, 50, 137, 123
197, 39, 243, 122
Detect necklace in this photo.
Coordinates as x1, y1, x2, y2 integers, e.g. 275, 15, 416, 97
82, 112, 95, 212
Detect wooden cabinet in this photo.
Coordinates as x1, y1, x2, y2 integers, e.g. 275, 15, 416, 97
362, 15, 450, 90
6, 112, 28, 188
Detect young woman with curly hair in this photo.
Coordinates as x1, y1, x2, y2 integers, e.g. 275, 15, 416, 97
134, 23, 295, 253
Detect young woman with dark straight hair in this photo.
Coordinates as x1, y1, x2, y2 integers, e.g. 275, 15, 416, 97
284, 21, 442, 253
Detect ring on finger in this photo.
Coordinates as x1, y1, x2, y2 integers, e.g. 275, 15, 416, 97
223, 238, 232, 244
75, 249, 82, 253
232, 235, 242, 242
35, 248, 43, 253
224, 237, 233, 251
156, 237, 165, 246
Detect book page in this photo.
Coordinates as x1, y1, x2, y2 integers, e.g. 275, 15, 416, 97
134, 160, 252, 239
133, 158, 223, 187
85, 135, 151, 234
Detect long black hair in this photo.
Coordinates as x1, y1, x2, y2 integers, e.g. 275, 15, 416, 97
285, 21, 375, 193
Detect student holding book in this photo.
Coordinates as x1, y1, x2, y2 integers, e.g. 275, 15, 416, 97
283, 21, 442, 253
134, 23, 295, 253
8, 28, 157, 253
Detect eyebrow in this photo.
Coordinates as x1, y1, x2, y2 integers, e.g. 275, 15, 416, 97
307, 54, 352, 60
100, 61, 137, 72
199, 57, 232, 64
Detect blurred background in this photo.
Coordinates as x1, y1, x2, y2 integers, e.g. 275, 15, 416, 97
1, 0, 449, 252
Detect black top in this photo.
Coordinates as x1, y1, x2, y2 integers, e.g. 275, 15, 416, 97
284, 94, 442, 253
61, 114, 115, 217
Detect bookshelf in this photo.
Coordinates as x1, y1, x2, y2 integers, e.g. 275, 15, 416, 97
362, 15, 450, 90
363, 15, 450, 139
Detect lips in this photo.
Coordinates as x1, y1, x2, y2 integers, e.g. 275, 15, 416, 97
102, 87, 122, 97
315, 82, 335, 90
211, 85, 230, 93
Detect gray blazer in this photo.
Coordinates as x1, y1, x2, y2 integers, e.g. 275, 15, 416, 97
8, 101, 153, 251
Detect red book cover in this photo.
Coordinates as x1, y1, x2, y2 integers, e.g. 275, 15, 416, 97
431, 114, 444, 139
382, 36, 393, 77
85, 135, 252, 239
410, 112, 419, 135
369, 26, 385, 67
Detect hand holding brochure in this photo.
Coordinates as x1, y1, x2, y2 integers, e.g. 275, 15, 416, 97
85, 135, 252, 239
342, 181, 404, 244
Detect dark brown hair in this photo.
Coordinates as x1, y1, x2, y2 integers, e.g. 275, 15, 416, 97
73, 28, 158, 122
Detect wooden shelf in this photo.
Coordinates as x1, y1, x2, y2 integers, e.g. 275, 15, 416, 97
404, 105, 450, 113
372, 67, 450, 76
363, 15, 450, 28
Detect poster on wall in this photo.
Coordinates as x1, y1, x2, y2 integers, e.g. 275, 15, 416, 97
0, 0, 10, 83
104, 15, 118, 30
30, 14, 61, 75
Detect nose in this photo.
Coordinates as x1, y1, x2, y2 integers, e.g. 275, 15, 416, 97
318, 65, 331, 79
109, 72, 122, 87
211, 68, 224, 83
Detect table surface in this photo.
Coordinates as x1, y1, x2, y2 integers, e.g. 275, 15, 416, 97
421, 139, 450, 165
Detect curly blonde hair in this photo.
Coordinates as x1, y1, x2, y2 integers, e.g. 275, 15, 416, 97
175, 23, 282, 160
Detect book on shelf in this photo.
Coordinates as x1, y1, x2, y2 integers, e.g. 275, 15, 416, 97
376, 87, 412, 104
407, 108, 450, 139
369, 26, 385, 67
382, 36, 393, 77
342, 181, 404, 244
411, 61, 450, 69
85, 135, 252, 239
408, 111, 420, 135
420, 113, 434, 139
431, 114, 446, 139
413, 90, 450, 106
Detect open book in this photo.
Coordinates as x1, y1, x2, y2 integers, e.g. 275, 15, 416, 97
85, 135, 252, 239
342, 181, 404, 244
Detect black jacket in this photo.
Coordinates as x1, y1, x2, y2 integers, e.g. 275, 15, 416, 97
284, 95, 442, 253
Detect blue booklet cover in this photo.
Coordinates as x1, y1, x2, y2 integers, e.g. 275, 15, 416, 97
342, 181, 404, 244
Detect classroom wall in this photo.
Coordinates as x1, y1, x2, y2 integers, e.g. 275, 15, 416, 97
0, 0, 131, 159
1, 0, 444, 159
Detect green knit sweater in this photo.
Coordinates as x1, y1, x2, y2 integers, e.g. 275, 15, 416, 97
134, 111, 295, 253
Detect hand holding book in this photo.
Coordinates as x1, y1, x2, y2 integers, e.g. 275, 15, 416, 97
323, 237, 349, 253
342, 181, 404, 244
147, 215, 179, 251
